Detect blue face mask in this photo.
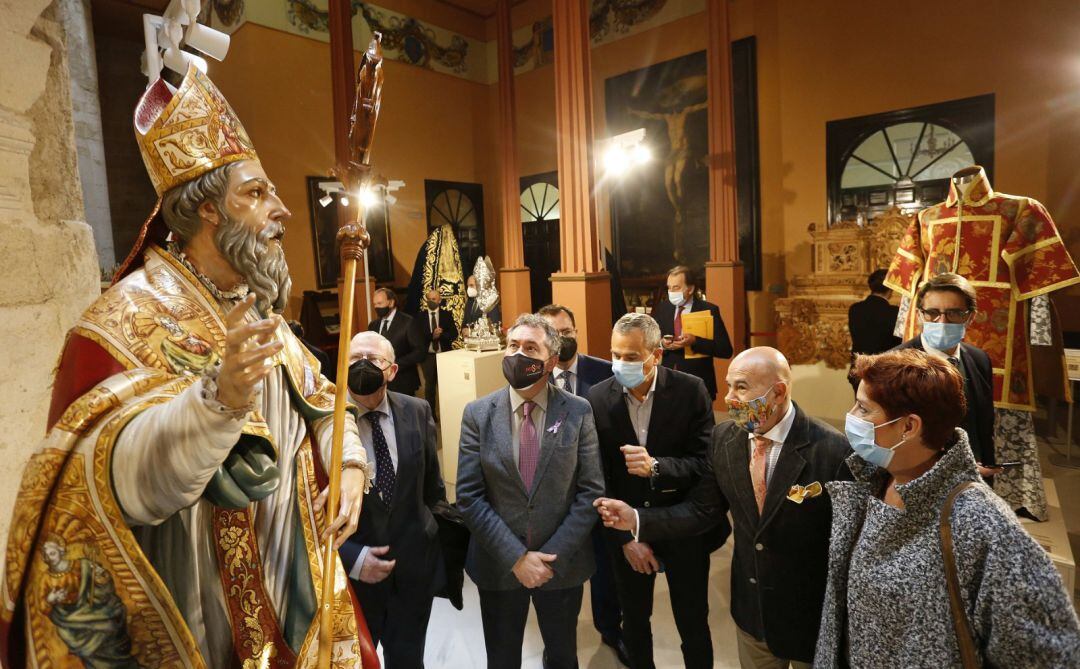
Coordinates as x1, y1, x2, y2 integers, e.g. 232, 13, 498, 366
668, 291, 686, 307
922, 321, 966, 352
845, 413, 908, 468
612, 359, 649, 389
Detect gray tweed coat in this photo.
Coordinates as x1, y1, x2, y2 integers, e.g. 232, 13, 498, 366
815, 430, 1080, 668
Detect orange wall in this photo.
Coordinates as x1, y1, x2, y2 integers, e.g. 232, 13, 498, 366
211, 23, 497, 317
212, 0, 1080, 334
762, 0, 1080, 311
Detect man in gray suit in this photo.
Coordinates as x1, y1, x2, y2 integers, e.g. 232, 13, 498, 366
457, 313, 605, 669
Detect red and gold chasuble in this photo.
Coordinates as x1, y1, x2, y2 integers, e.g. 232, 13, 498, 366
886, 167, 1080, 410
1, 247, 377, 668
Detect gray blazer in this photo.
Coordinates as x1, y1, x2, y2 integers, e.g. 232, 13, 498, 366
456, 384, 604, 591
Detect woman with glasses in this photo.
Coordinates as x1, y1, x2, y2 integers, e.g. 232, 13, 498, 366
893, 273, 1000, 479
814, 349, 1080, 667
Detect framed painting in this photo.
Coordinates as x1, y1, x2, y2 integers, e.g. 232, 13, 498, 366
605, 44, 762, 289
306, 176, 394, 288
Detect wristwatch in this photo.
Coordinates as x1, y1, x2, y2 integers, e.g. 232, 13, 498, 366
649, 459, 660, 478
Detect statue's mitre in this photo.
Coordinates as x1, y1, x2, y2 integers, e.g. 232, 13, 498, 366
133, 64, 258, 196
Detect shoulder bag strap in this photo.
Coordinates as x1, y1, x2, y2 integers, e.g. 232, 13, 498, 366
940, 480, 981, 669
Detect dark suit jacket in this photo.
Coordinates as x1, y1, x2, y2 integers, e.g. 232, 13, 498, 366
555, 353, 612, 399
588, 366, 713, 547
456, 385, 605, 591
893, 338, 995, 466
367, 311, 426, 394
848, 294, 900, 355
417, 307, 458, 353
340, 392, 447, 600
652, 297, 733, 398
637, 403, 851, 662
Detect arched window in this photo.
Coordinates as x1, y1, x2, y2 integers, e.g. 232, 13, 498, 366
520, 182, 560, 222
826, 95, 994, 225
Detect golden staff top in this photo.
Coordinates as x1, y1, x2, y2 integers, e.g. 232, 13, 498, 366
318, 33, 383, 669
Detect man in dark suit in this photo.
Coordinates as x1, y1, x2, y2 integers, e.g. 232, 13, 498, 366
893, 272, 999, 474
847, 269, 901, 391
538, 304, 627, 665
457, 313, 605, 669
651, 265, 733, 399
588, 313, 715, 669
417, 288, 458, 418
340, 331, 447, 668
596, 347, 852, 668
463, 274, 502, 334
367, 287, 426, 396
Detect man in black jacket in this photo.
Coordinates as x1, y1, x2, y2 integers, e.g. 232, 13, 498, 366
847, 269, 900, 391
340, 331, 447, 668
892, 272, 999, 475
367, 287, 426, 396
417, 288, 458, 418
651, 265, 733, 399
588, 313, 715, 669
596, 347, 851, 668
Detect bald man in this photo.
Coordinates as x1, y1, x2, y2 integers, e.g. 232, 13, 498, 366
595, 347, 852, 669
342, 331, 448, 668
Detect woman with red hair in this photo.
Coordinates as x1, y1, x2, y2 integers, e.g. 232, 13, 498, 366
814, 349, 1079, 667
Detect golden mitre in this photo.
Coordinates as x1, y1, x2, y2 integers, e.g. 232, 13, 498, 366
133, 63, 258, 196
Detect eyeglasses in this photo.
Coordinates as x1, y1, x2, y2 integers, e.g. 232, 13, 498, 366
918, 308, 972, 324
355, 353, 392, 370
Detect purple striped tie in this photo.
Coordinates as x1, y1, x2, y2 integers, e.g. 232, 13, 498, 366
519, 401, 539, 490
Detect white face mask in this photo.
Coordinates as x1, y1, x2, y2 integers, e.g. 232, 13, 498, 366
668, 291, 686, 307
467, 286, 478, 298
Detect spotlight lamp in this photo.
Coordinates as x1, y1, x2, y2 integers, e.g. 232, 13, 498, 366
340, 196, 350, 208
359, 187, 379, 209
319, 194, 333, 208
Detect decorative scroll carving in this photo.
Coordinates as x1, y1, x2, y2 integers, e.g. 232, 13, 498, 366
775, 207, 912, 369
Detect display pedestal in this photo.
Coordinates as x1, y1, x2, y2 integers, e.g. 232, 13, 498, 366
1019, 478, 1076, 605
436, 349, 506, 501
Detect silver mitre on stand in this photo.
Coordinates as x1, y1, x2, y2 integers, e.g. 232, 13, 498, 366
464, 256, 503, 351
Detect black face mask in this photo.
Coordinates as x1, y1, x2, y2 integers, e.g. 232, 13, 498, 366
502, 353, 548, 390
557, 336, 578, 363
426, 300, 440, 310
375, 306, 391, 319
348, 359, 386, 396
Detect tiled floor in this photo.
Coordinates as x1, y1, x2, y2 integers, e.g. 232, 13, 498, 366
421, 541, 740, 668
416, 415, 1080, 668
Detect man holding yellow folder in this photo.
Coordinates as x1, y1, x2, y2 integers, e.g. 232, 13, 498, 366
652, 266, 733, 400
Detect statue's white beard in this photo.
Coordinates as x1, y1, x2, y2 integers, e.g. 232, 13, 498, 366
214, 212, 292, 314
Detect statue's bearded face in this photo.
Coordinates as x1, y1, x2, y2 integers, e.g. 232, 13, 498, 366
214, 161, 292, 314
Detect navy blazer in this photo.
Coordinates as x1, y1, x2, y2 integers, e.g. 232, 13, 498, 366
551, 353, 613, 399
339, 392, 447, 598
652, 297, 733, 398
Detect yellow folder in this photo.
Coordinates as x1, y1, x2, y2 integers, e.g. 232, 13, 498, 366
680, 310, 712, 359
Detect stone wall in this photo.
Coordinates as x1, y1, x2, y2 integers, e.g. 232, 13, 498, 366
0, 0, 99, 553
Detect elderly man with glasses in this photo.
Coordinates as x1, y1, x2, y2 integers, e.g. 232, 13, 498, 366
892, 272, 1001, 479
341, 331, 448, 668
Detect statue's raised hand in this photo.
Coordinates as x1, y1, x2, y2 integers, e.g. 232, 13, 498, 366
217, 294, 283, 410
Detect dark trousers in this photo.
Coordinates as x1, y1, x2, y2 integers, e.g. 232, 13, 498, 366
589, 523, 622, 640
478, 585, 583, 669
609, 538, 712, 669
420, 353, 438, 418
353, 580, 434, 669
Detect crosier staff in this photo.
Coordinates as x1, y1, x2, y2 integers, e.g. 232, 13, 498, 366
319, 33, 384, 669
